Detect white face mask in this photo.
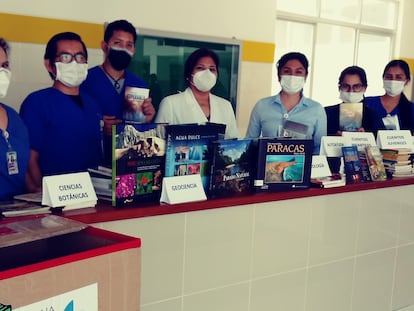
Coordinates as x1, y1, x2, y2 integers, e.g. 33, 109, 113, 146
339, 91, 364, 103
383, 79, 405, 97
280, 75, 305, 94
0, 68, 11, 98
192, 69, 217, 92
55, 61, 88, 87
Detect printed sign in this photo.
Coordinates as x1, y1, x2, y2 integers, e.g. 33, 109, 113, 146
160, 174, 206, 204
14, 283, 98, 311
42, 172, 97, 208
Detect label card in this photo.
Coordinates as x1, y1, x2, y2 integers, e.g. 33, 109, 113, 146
311, 155, 332, 178
320, 136, 346, 157
376, 130, 414, 152
341, 131, 376, 151
42, 172, 97, 208
160, 174, 207, 204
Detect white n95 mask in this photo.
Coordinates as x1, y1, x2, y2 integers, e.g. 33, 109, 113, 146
192, 69, 217, 92
55, 61, 88, 87
0, 68, 11, 98
280, 75, 305, 94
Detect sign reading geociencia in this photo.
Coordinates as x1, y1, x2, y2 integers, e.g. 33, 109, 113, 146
14, 283, 98, 311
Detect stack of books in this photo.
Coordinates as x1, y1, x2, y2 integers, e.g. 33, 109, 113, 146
88, 166, 112, 202
380, 148, 413, 178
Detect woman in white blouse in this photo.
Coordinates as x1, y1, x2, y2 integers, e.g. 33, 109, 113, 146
155, 48, 240, 139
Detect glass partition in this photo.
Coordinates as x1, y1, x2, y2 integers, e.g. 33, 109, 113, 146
128, 29, 241, 115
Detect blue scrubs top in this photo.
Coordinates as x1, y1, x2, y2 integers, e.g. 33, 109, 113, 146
20, 87, 102, 176
0, 103, 30, 200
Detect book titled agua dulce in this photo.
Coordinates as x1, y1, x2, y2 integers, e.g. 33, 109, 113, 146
164, 123, 226, 194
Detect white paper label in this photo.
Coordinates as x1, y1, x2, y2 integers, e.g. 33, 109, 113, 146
311, 155, 332, 178
376, 130, 414, 152
42, 172, 97, 208
320, 136, 346, 157
160, 174, 206, 204
342, 131, 376, 151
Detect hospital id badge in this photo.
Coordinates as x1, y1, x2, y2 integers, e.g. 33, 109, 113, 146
7, 150, 19, 175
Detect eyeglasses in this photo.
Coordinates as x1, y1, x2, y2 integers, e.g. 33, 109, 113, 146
55, 52, 87, 64
339, 83, 365, 92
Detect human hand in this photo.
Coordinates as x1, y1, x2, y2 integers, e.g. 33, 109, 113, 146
357, 127, 365, 132
142, 97, 156, 123
103, 115, 122, 136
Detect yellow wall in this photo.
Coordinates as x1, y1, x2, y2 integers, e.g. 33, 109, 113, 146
0, 11, 275, 135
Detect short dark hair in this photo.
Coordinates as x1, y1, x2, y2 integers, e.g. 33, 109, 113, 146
0, 38, 9, 56
383, 59, 411, 81
104, 20, 137, 43
338, 66, 368, 87
276, 52, 309, 76
44, 32, 88, 63
184, 48, 219, 85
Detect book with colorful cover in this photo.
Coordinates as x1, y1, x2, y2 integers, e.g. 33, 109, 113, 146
339, 102, 363, 131
358, 150, 372, 182
365, 145, 387, 181
254, 138, 313, 192
164, 123, 226, 194
112, 122, 167, 207
342, 145, 364, 184
209, 138, 257, 198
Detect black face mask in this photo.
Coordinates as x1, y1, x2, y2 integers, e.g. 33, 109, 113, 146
108, 48, 132, 71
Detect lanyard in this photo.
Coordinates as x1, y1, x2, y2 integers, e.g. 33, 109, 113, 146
2, 129, 11, 150
2, 129, 19, 175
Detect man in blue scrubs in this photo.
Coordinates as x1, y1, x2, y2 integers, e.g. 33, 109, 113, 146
81, 19, 155, 163
20, 32, 102, 192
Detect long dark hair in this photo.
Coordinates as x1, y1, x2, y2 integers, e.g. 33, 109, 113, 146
384, 60, 414, 133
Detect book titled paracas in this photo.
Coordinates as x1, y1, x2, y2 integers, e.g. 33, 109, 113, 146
254, 138, 313, 192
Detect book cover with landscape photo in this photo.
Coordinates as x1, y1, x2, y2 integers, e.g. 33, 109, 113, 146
164, 123, 226, 194
112, 122, 166, 207
339, 102, 363, 131
254, 138, 313, 192
209, 138, 257, 198
342, 145, 364, 184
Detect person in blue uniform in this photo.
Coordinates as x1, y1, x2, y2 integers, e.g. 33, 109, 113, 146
246, 52, 326, 154
365, 59, 414, 133
0, 38, 30, 200
20, 32, 102, 192
325, 66, 384, 136
81, 19, 155, 163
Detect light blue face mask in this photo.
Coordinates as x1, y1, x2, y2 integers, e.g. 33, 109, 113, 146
55, 61, 88, 87
383, 79, 406, 97
339, 91, 364, 103
280, 75, 305, 94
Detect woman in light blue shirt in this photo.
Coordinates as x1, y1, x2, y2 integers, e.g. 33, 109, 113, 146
246, 52, 327, 154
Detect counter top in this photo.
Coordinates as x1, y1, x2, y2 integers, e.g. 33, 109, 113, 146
62, 177, 414, 224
